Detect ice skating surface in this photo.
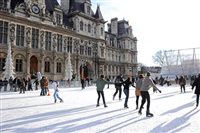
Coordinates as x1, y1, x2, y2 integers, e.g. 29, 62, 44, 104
1, 84, 199, 133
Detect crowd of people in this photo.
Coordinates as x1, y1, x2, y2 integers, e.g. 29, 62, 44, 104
1, 72, 200, 116
92, 72, 200, 117
0, 77, 33, 93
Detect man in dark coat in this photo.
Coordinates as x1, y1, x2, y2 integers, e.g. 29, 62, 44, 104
113, 74, 124, 100
191, 73, 200, 107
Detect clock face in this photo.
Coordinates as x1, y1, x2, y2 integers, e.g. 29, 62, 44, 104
31, 4, 40, 14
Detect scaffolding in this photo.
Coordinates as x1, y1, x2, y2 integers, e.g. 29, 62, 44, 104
161, 47, 200, 76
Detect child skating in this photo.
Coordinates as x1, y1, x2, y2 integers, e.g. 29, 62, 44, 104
51, 80, 64, 103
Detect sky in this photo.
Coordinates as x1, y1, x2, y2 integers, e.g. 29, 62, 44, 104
1, 83, 200, 132
58, 0, 200, 66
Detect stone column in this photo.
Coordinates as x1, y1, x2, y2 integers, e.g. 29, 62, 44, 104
9, 23, 15, 47
26, 27, 31, 77
40, 53, 44, 74
52, 34, 57, 78
73, 38, 79, 80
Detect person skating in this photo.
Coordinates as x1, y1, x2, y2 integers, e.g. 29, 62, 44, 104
138, 72, 161, 117
123, 77, 134, 108
191, 73, 200, 107
51, 80, 64, 103
113, 74, 124, 100
40, 76, 46, 96
93, 75, 113, 107
135, 74, 144, 109
179, 75, 186, 93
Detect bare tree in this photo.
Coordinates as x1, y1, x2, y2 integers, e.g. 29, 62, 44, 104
152, 50, 165, 66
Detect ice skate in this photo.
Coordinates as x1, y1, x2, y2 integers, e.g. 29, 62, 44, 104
138, 110, 142, 115
146, 112, 154, 117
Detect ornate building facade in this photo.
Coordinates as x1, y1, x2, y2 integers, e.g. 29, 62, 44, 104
0, 0, 138, 80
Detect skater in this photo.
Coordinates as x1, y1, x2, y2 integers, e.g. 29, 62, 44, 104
93, 75, 112, 107
51, 80, 63, 103
33, 78, 39, 90
81, 77, 85, 90
40, 76, 46, 96
19, 78, 26, 94
43, 77, 50, 96
113, 74, 124, 100
123, 77, 134, 108
179, 75, 186, 93
135, 74, 144, 109
27, 77, 33, 91
106, 76, 110, 89
3, 78, 8, 91
138, 72, 161, 117
9, 77, 14, 91
191, 73, 200, 107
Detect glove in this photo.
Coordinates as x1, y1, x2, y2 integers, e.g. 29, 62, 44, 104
159, 90, 162, 93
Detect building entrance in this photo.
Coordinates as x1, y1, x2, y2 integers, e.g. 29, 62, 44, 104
30, 56, 38, 74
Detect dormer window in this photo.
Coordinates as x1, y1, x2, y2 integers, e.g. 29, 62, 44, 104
87, 6, 90, 14
80, 21, 83, 31
56, 14, 62, 25
88, 24, 91, 33
0, 0, 8, 8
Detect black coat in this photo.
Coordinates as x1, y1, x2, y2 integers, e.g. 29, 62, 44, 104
123, 78, 133, 90
115, 76, 123, 87
192, 77, 200, 94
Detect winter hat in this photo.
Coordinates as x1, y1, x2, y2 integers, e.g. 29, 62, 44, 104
147, 72, 151, 76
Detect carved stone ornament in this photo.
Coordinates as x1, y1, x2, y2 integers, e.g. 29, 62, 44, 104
24, 1, 31, 17
52, 34, 57, 49
26, 27, 31, 43
9, 23, 15, 42
40, 31, 44, 47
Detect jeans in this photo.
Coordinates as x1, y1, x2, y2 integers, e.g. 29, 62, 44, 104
123, 89, 129, 107
40, 88, 45, 96
97, 91, 106, 105
113, 86, 122, 99
53, 91, 63, 102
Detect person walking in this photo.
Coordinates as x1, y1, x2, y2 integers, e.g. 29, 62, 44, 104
43, 77, 50, 96
93, 75, 112, 108
27, 77, 33, 91
179, 75, 186, 93
135, 74, 144, 109
138, 72, 161, 117
123, 77, 134, 108
51, 80, 64, 103
113, 74, 124, 100
33, 78, 39, 90
9, 77, 14, 91
191, 73, 200, 107
40, 76, 46, 96
106, 76, 110, 89
81, 77, 85, 90
19, 78, 26, 94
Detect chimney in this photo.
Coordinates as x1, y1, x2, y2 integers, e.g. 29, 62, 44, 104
61, 0, 70, 14
111, 17, 118, 35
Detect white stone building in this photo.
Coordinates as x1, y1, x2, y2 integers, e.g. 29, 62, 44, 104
0, 0, 138, 80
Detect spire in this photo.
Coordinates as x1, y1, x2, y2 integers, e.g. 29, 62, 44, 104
94, 4, 104, 21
